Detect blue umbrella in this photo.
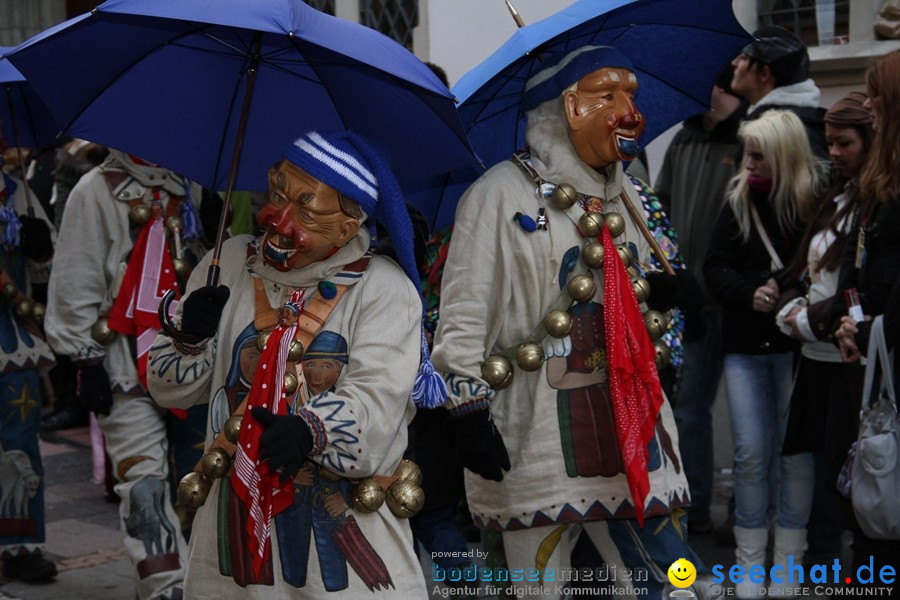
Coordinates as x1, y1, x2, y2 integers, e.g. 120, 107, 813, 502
1, 49, 60, 215
4, 0, 481, 342
1, 51, 59, 149
426, 0, 752, 230
3, 0, 476, 194
3, 0, 479, 337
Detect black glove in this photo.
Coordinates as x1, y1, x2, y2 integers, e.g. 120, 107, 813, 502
76, 363, 113, 416
645, 269, 705, 314
251, 406, 313, 483
180, 285, 230, 338
453, 410, 511, 482
18, 215, 54, 262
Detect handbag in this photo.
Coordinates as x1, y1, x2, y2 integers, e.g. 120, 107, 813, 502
850, 315, 900, 540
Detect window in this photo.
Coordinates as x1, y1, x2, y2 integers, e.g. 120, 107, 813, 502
359, 0, 418, 49
756, 0, 850, 46
304, 0, 336, 16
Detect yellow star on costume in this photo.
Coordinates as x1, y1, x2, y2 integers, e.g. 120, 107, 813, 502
9, 381, 38, 422
654, 507, 687, 541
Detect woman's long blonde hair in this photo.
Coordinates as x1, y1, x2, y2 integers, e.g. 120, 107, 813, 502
725, 109, 825, 241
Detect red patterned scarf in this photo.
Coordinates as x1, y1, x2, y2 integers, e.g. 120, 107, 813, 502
231, 288, 306, 577
600, 227, 664, 527
108, 204, 179, 390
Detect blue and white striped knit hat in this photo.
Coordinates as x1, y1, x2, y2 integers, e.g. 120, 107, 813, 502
283, 130, 447, 409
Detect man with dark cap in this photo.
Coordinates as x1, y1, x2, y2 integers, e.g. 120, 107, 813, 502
432, 45, 707, 600
654, 65, 748, 537
731, 25, 828, 159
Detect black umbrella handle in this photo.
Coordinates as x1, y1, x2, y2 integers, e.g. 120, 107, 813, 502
157, 263, 221, 343
158, 289, 203, 344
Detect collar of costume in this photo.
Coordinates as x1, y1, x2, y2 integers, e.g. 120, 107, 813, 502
107, 149, 188, 196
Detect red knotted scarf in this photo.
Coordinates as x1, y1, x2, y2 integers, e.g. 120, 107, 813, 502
107, 213, 178, 390
600, 227, 664, 527
231, 288, 305, 577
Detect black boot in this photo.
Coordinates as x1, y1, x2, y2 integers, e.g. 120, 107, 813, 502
2, 553, 58, 583
40, 407, 89, 431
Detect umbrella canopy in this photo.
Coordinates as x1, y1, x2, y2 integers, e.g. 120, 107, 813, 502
0, 49, 59, 149
426, 0, 752, 230
2, 0, 478, 193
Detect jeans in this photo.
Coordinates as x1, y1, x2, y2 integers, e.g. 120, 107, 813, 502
724, 352, 814, 529
672, 310, 723, 522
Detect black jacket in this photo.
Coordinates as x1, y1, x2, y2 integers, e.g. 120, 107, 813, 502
704, 192, 804, 354
830, 198, 900, 354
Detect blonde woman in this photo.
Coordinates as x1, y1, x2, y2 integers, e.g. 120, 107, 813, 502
704, 110, 825, 598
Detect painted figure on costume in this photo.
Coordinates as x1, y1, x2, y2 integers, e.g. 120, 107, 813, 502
148, 130, 440, 599
431, 45, 707, 600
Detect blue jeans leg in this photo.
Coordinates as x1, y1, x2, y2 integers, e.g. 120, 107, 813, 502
672, 310, 722, 522
724, 353, 812, 530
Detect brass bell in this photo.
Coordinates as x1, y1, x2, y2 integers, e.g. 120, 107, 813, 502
632, 277, 651, 304
174, 502, 194, 533
199, 447, 232, 479
385, 479, 425, 519
644, 310, 668, 341
2, 282, 18, 300
582, 242, 605, 269
256, 330, 272, 352
172, 257, 191, 278
653, 340, 671, 370
543, 309, 573, 338
287, 340, 304, 362
397, 459, 423, 486
605, 212, 625, 237
566, 273, 596, 303
515, 342, 544, 372
283, 371, 299, 395
176, 471, 212, 511
550, 183, 578, 210
223, 415, 244, 444
130, 204, 151, 224
352, 478, 385, 514
31, 303, 46, 325
13, 298, 34, 320
577, 212, 605, 238
481, 355, 513, 390
616, 245, 634, 267
627, 266, 640, 279
165, 215, 184, 234
90, 317, 118, 345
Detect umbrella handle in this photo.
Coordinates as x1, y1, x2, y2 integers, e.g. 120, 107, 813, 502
4, 83, 36, 214
156, 263, 221, 343
158, 289, 204, 344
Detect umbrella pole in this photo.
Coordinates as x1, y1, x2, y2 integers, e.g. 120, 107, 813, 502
158, 32, 263, 342
4, 83, 36, 216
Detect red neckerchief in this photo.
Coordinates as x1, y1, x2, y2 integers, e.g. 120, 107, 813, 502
232, 288, 306, 577
108, 192, 179, 390
600, 227, 664, 527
